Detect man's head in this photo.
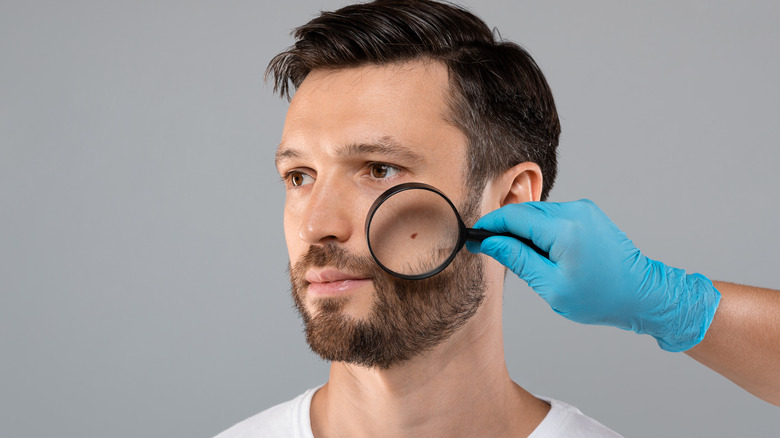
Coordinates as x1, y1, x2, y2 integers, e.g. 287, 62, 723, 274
269, 0, 560, 201
270, 0, 559, 369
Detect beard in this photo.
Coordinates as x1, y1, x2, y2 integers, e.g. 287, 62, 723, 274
289, 192, 486, 369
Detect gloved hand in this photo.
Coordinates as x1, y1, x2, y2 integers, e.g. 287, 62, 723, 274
466, 199, 721, 352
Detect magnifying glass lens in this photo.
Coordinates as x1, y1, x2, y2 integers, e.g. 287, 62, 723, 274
367, 188, 461, 278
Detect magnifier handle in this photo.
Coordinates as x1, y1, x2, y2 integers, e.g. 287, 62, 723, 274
466, 228, 549, 259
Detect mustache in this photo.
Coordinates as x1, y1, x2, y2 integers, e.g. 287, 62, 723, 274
289, 243, 385, 285
288, 240, 479, 299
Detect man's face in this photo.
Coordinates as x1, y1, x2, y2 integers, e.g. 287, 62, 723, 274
276, 60, 486, 368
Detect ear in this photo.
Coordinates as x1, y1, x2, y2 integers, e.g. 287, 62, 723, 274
483, 162, 543, 210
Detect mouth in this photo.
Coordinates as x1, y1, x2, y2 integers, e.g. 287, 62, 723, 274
305, 269, 372, 298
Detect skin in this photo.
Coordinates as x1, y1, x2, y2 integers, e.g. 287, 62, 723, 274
276, 60, 549, 437
686, 281, 780, 406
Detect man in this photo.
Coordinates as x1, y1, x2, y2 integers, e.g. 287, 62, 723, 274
216, 0, 621, 436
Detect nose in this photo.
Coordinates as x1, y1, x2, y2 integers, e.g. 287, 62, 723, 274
298, 178, 355, 245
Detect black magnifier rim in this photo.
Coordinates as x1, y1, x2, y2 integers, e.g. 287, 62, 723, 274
365, 182, 468, 281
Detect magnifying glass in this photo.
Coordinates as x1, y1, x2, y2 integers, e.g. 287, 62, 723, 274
365, 182, 548, 280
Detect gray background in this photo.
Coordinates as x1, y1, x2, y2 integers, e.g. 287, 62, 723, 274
2, 0, 778, 436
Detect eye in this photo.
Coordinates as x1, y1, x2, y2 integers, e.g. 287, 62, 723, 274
286, 171, 314, 187
369, 163, 400, 179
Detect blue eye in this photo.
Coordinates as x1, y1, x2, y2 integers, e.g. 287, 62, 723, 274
369, 163, 400, 179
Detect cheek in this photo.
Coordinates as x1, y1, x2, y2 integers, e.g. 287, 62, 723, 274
283, 199, 306, 261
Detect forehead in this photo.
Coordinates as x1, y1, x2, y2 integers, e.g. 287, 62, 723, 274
279, 60, 465, 162
291, 59, 452, 117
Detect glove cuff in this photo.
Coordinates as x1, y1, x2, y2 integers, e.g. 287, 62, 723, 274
654, 270, 721, 352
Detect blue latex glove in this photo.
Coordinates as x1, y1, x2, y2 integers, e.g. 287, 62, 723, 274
466, 199, 721, 352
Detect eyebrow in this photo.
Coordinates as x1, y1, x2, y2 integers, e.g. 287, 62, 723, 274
275, 136, 425, 169
274, 146, 301, 169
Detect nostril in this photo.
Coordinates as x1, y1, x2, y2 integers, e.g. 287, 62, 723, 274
299, 219, 351, 244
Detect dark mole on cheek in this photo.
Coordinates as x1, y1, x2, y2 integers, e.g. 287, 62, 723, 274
410, 233, 418, 239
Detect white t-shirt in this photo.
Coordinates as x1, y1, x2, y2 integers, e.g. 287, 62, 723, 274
215, 386, 623, 438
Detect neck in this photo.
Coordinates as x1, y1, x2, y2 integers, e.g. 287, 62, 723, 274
309, 290, 549, 438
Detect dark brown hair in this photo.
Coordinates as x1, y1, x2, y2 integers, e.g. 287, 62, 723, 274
267, 0, 560, 201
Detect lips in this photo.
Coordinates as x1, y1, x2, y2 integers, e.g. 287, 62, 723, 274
305, 269, 372, 297
305, 269, 369, 284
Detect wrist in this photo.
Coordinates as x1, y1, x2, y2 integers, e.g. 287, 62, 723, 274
652, 268, 721, 352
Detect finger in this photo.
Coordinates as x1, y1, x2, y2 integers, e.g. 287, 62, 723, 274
472, 202, 562, 252
479, 235, 554, 282
465, 240, 482, 254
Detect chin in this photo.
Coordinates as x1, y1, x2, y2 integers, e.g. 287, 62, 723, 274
308, 294, 375, 321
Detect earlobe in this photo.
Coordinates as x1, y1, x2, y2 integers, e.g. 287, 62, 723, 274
498, 162, 543, 207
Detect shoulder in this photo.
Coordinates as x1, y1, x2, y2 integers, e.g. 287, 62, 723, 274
213, 387, 320, 438
530, 396, 623, 438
